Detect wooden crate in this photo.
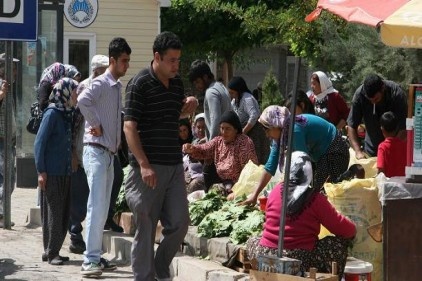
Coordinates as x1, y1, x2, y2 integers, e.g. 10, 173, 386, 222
249, 269, 338, 281
232, 247, 251, 273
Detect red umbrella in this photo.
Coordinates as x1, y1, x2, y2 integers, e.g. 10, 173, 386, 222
306, 0, 422, 48
306, 0, 409, 27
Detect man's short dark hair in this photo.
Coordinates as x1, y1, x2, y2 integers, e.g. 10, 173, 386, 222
153, 31, 182, 56
109, 37, 131, 60
188, 60, 214, 82
363, 74, 384, 98
380, 111, 398, 133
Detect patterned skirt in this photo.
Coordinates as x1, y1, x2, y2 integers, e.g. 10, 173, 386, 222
246, 235, 351, 280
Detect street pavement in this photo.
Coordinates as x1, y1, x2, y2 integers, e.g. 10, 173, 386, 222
0, 187, 135, 281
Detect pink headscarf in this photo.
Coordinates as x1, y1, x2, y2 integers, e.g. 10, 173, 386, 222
259, 106, 291, 171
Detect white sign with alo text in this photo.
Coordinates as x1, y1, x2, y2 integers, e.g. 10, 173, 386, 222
64, 0, 98, 28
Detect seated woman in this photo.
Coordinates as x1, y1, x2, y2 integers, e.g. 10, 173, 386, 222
179, 118, 194, 146
192, 113, 207, 144
183, 111, 258, 195
246, 151, 356, 280
183, 114, 208, 194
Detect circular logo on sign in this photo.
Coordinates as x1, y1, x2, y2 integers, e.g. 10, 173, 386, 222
64, 0, 99, 28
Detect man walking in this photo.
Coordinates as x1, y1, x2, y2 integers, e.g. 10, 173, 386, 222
77, 38, 131, 277
124, 31, 197, 281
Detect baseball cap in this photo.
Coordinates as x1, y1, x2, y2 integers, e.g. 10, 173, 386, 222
91, 55, 109, 71
0, 53, 20, 62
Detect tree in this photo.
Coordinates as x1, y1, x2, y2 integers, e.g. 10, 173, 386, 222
261, 68, 283, 111
162, 0, 285, 81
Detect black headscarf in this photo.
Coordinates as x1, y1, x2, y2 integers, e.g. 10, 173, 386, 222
220, 110, 242, 134
228, 76, 251, 94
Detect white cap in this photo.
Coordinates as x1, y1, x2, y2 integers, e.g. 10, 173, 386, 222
91, 55, 109, 71
0, 53, 19, 62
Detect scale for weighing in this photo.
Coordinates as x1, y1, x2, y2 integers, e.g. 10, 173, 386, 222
405, 84, 422, 182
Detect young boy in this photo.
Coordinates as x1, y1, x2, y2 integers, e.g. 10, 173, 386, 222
377, 111, 406, 177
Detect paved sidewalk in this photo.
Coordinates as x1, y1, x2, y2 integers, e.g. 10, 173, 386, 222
0, 187, 134, 281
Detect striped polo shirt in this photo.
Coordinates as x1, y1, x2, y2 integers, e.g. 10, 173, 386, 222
124, 65, 185, 166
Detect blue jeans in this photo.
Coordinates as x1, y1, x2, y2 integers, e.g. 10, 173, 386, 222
69, 166, 89, 244
82, 145, 114, 264
0, 139, 16, 215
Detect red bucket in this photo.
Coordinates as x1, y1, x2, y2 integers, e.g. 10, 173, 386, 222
344, 257, 373, 281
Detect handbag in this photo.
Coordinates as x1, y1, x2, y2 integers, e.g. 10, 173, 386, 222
26, 101, 43, 134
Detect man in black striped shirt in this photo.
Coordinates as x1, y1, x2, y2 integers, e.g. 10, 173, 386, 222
123, 31, 198, 281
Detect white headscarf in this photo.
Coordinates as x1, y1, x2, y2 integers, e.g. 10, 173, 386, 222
313, 71, 338, 101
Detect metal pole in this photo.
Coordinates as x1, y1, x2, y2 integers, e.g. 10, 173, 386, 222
3, 41, 14, 229
277, 56, 301, 257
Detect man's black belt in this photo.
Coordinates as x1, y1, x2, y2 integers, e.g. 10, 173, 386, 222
84, 142, 115, 154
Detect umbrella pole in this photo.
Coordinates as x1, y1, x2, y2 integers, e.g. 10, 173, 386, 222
277, 56, 301, 257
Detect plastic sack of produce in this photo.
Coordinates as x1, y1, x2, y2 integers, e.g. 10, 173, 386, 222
323, 175, 384, 281
348, 148, 378, 178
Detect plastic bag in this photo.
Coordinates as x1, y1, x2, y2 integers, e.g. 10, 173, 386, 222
231, 160, 264, 198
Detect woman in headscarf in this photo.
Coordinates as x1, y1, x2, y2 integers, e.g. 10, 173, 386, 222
241, 105, 349, 205
309, 71, 349, 131
228, 76, 270, 164
34, 77, 78, 265
178, 118, 194, 147
192, 113, 207, 144
38, 62, 81, 110
246, 151, 356, 280
183, 111, 258, 195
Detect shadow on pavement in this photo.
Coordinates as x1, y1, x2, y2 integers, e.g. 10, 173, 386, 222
0, 258, 23, 280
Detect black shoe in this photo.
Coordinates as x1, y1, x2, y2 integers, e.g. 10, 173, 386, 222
69, 242, 86, 254
48, 256, 64, 266
104, 219, 123, 233
42, 253, 70, 262
99, 257, 117, 271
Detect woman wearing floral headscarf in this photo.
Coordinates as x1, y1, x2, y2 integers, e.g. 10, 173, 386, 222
309, 71, 349, 130
246, 151, 356, 280
241, 105, 349, 205
37, 62, 81, 111
34, 77, 78, 265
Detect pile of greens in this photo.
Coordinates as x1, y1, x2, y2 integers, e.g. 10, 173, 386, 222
189, 192, 265, 245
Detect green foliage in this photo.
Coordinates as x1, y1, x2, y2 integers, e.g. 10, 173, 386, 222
313, 23, 422, 99
261, 68, 283, 110
189, 190, 226, 226
114, 166, 130, 214
230, 210, 266, 245
195, 196, 265, 245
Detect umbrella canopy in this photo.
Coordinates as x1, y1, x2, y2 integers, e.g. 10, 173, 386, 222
306, 0, 422, 48
381, 0, 422, 48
